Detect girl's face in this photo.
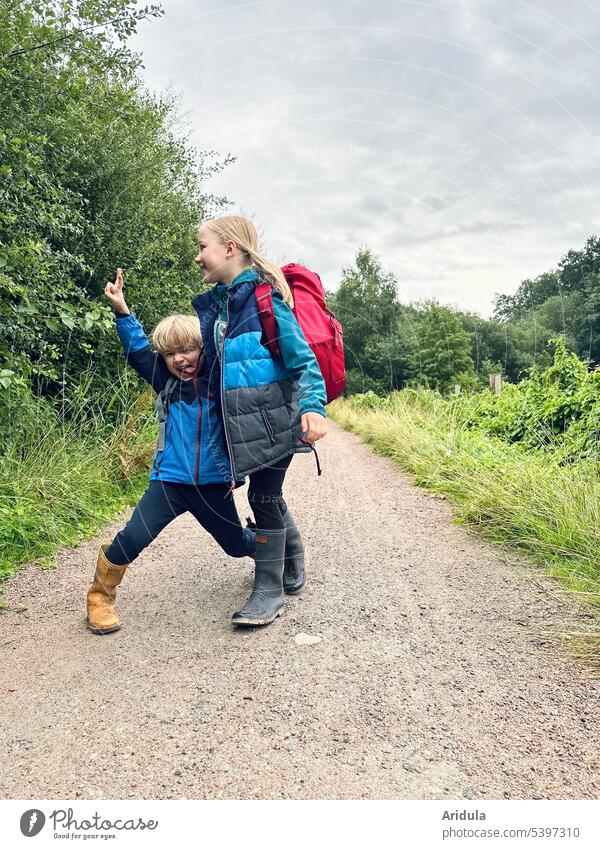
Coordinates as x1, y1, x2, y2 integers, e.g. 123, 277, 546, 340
195, 225, 231, 284
163, 345, 202, 380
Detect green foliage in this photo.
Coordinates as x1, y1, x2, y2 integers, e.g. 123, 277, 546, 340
358, 322, 418, 393
493, 236, 600, 365
329, 234, 600, 396
348, 390, 392, 410
329, 247, 557, 395
330, 249, 484, 394
0, 0, 230, 398
326, 235, 599, 395
331, 248, 401, 350
458, 310, 553, 384
412, 300, 475, 393
453, 337, 600, 465
343, 368, 389, 397
494, 271, 562, 321
0, 373, 156, 581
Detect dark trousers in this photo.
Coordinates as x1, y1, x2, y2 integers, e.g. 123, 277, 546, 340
104, 480, 256, 566
247, 452, 294, 530
104, 452, 295, 566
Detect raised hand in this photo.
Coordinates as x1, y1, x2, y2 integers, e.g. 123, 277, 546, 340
104, 267, 129, 313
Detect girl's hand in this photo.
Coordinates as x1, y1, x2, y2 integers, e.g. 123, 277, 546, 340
104, 268, 129, 313
301, 412, 327, 444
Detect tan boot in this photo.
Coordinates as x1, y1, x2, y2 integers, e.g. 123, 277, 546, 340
86, 544, 128, 635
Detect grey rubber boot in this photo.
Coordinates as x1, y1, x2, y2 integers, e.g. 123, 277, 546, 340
281, 507, 306, 594
232, 527, 286, 626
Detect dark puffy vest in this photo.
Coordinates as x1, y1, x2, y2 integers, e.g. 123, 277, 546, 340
191, 275, 311, 480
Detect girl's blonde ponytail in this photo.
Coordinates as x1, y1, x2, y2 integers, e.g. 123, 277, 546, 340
202, 215, 294, 307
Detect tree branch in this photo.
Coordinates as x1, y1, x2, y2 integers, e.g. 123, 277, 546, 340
2, 10, 160, 60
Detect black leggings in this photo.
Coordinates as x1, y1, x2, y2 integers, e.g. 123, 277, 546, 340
247, 452, 293, 530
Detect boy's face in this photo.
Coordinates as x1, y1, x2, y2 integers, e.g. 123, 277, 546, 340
162, 345, 202, 380
195, 224, 232, 284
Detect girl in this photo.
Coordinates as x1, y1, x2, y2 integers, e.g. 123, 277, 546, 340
191, 215, 328, 627
85, 270, 257, 635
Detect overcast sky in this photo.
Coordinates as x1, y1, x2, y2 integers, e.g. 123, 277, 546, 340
130, 0, 600, 317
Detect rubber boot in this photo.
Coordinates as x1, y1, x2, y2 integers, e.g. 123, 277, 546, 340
231, 527, 286, 626
281, 508, 306, 594
246, 514, 305, 593
86, 544, 128, 635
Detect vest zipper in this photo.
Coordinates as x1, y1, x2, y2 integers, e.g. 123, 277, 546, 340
260, 406, 276, 444
219, 299, 237, 492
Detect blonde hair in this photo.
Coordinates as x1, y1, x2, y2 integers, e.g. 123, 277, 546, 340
201, 215, 294, 307
151, 314, 203, 354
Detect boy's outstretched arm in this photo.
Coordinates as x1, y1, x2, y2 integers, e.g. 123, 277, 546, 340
105, 268, 170, 393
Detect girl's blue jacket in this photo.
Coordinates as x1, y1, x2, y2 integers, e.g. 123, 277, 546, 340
114, 267, 326, 486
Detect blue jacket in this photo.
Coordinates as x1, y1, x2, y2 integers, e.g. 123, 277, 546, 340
114, 312, 239, 486
191, 267, 327, 480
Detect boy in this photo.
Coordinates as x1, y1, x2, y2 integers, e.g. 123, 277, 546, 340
86, 269, 255, 635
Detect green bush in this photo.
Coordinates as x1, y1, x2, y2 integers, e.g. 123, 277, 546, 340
450, 338, 600, 465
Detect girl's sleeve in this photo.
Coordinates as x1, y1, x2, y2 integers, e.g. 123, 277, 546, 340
271, 294, 327, 417
114, 311, 169, 393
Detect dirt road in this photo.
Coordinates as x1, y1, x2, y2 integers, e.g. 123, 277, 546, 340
1, 421, 599, 799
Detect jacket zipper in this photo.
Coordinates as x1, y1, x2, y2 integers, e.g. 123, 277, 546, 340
260, 406, 276, 444
219, 299, 237, 491
193, 375, 202, 484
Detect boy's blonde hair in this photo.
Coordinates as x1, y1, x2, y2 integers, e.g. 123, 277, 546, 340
151, 314, 203, 354
201, 215, 294, 307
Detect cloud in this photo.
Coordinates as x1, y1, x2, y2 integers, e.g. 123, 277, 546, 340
130, 0, 600, 317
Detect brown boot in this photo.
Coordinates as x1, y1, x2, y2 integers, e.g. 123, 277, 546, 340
86, 544, 128, 635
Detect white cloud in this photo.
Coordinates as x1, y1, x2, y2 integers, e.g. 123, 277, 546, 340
130, 0, 600, 317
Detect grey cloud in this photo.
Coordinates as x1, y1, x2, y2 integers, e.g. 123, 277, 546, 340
130, 0, 600, 317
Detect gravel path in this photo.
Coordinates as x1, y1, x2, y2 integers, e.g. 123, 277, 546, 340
1, 421, 599, 800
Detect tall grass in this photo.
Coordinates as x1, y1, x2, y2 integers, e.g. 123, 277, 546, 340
0, 370, 157, 585
331, 390, 600, 662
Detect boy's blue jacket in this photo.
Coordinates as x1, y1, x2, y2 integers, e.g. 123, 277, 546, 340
115, 312, 239, 486
115, 267, 326, 485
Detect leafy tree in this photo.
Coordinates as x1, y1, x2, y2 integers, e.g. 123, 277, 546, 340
330, 248, 401, 373
413, 301, 475, 392
492, 236, 600, 365
493, 271, 561, 322
558, 236, 600, 292
0, 0, 231, 402
460, 312, 555, 383
358, 310, 420, 392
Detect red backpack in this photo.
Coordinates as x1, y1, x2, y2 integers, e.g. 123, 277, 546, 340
255, 263, 346, 404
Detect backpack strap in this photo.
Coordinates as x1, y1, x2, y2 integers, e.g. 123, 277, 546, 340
255, 282, 281, 359
152, 376, 179, 462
